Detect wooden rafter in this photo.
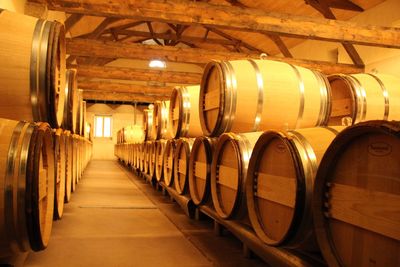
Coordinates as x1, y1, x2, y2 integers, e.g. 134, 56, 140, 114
146, 21, 164, 45
204, 26, 264, 53
66, 38, 363, 74
71, 64, 202, 84
305, 0, 364, 66
79, 81, 173, 95
78, 17, 121, 65
267, 34, 293, 58
222, 0, 292, 57
64, 13, 83, 32
100, 29, 248, 46
35, 0, 400, 48
82, 91, 165, 102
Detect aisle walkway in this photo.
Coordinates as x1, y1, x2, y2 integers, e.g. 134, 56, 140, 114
24, 160, 212, 267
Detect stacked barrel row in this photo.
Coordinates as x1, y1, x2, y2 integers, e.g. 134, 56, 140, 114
0, 120, 92, 259
116, 58, 400, 267
0, 10, 93, 259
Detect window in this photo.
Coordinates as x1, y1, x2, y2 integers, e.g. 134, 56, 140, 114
94, 115, 112, 138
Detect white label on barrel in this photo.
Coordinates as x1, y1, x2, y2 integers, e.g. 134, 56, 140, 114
368, 142, 392, 157
275, 143, 287, 153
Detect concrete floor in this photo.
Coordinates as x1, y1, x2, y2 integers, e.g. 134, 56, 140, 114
24, 160, 267, 267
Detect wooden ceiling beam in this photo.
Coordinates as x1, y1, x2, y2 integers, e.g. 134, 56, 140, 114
221, 0, 292, 57
66, 38, 363, 74
71, 64, 202, 84
204, 26, 264, 53
306, 0, 364, 66
64, 13, 83, 32
36, 0, 400, 48
325, 0, 363, 11
102, 29, 241, 46
78, 80, 173, 95
267, 34, 293, 57
82, 91, 165, 102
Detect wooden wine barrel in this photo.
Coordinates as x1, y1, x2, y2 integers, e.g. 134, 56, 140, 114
62, 69, 78, 132
211, 132, 262, 219
71, 134, 79, 191
136, 143, 142, 170
78, 137, 84, 177
117, 129, 124, 144
188, 136, 217, 206
151, 100, 172, 140
200, 60, 331, 136
82, 101, 87, 135
63, 130, 73, 203
143, 108, 154, 141
313, 121, 400, 267
130, 143, 135, 167
139, 143, 145, 172
328, 73, 400, 126
155, 140, 167, 182
163, 139, 177, 187
53, 128, 66, 220
0, 119, 55, 256
169, 86, 203, 138
30, 122, 55, 250
246, 126, 344, 251
75, 90, 84, 136
148, 141, 157, 179
0, 10, 66, 128
124, 125, 145, 144
173, 138, 195, 195
135, 143, 140, 169
143, 141, 152, 174
131, 143, 137, 168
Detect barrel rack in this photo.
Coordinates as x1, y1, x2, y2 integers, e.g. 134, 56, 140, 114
122, 161, 327, 267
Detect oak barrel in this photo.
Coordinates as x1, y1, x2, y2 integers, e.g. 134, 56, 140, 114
328, 73, 400, 125
173, 138, 195, 195
246, 126, 344, 250
62, 69, 78, 132
0, 119, 55, 256
143, 141, 152, 174
139, 143, 145, 172
144, 108, 154, 141
124, 125, 145, 144
148, 141, 157, 179
188, 136, 217, 206
163, 139, 177, 187
211, 132, 262, 219
75, 90, 83, 136
200, 59, 330, 136
155, 140, 167, 182
64, 130, 73, 203
53, 128, 66, 220
0, 10, 66, 128
313, 121, 400, 267
152, 100, 172, 140
169, 86, 203, 138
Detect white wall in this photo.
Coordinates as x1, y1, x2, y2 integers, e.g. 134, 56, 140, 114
86, 103, 145, 160
289, 0, 400, 77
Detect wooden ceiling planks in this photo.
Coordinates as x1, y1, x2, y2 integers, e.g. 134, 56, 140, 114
29, 0, 393, 102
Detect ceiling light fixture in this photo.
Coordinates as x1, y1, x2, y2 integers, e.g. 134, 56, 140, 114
149, 59, 166, 68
